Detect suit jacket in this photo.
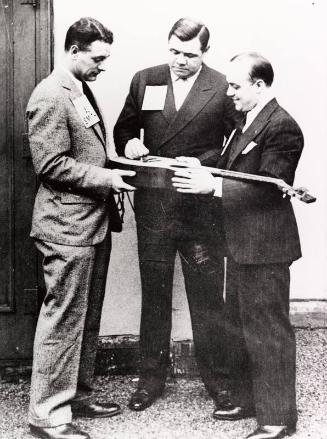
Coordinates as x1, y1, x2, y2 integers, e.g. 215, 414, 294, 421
219, 98, 303, 264
114, 63, 237, 231
27, 68, 120, 246
114, 63, 236, 163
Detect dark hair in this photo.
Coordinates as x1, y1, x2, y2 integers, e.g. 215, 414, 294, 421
230, 52, 274, 86
64, 17, 113, 52
168, 18, 210, 52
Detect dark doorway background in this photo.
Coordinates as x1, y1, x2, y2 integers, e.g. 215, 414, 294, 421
0, 0, 52, 364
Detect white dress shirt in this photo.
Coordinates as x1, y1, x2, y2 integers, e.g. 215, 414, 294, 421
170, 66, 202, 111
243, 92, 275, 132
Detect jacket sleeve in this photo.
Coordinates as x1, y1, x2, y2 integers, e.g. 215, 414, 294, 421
222, 116, 304, 208
27, 90, 114, 200
113, 72, 143, 156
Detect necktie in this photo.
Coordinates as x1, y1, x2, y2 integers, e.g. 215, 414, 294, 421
82, 81, 106, 141
163, 83, 177, 122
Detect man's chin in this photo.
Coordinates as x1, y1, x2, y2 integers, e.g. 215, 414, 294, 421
173, 69, 189, 79
85, 74, 99, 82
233, 102, 242, 111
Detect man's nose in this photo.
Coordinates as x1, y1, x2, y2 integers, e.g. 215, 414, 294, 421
226, 85, 234, 96
98, 59, 109, 71
176, 53, 186, 64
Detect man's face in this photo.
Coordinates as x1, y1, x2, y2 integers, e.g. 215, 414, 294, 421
72, 40, 111, 82
168, 34, 205, 79
226, 60, 260, 112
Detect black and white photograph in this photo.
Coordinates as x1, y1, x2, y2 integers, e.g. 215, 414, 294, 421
0, 0, 326, 438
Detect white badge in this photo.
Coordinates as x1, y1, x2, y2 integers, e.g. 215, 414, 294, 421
142, 86, 168, 110
72, 95, 100, 128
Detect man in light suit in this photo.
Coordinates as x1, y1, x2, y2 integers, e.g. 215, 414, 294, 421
172, 52, 303, 439
114, 17, 237, 412
27, 18, 135, 439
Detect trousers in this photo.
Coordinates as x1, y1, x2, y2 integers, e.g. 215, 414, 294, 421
225, 258, 297, 426
28, 234, 111, 427
136, 218, 227, 397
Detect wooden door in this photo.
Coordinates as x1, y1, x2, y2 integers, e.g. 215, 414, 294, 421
0, 0, 52, 364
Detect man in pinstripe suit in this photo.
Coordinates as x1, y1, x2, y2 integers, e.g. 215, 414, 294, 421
172, 52, 303, 439
114, 17, 238, 412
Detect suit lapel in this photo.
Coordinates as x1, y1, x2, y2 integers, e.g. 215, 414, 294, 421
91, 121, 106, 147
55, 69, 106, 148
158, 64, 217, 148
227, 98, 279, 168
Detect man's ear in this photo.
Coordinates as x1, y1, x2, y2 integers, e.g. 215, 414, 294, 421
255, 79, 266, 91
70, 44, 79, 58
203, 45, 210, 54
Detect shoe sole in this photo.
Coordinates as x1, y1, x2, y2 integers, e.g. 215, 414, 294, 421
245, 425, 296, 438
213, 412, 255, 421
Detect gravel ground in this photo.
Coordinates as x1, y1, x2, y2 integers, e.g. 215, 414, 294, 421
0, 329, 326, 439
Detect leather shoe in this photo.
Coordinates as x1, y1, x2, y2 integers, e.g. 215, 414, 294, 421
128, 388, 160, 411
246, 425, 296, 439
213, 401, 255, 420
71, 401, 121, 418
29, 423, 90, 439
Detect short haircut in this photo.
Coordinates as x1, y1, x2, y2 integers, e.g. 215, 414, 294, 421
64, 17, 113, 52
168, 18, 210, 52
230, 52, 274, 87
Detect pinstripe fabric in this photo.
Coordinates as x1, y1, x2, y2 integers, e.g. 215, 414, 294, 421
114, 63, 238, 165
219, 99, 303, 265
226, 259, 297, 426
114, 63, 238, 397
136, 219, 227, 396
219, 99, 303, 427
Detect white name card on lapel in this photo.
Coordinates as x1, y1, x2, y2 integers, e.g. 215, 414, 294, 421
142, 85, 168, 110
72, 95, 100, 128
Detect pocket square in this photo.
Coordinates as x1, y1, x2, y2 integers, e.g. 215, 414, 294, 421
242, 141, 258, 154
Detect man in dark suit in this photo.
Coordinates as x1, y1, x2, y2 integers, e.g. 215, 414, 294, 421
172, 52, 303, 439
27, 18, 135, 439
114, 17, 237, 411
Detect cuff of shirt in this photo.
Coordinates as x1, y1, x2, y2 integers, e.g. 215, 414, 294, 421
212, 177, 222, 197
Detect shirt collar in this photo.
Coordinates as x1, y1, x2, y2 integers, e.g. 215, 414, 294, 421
244, 91, 275, 130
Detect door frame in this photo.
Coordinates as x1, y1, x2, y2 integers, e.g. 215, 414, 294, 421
0, 0, 53, 366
